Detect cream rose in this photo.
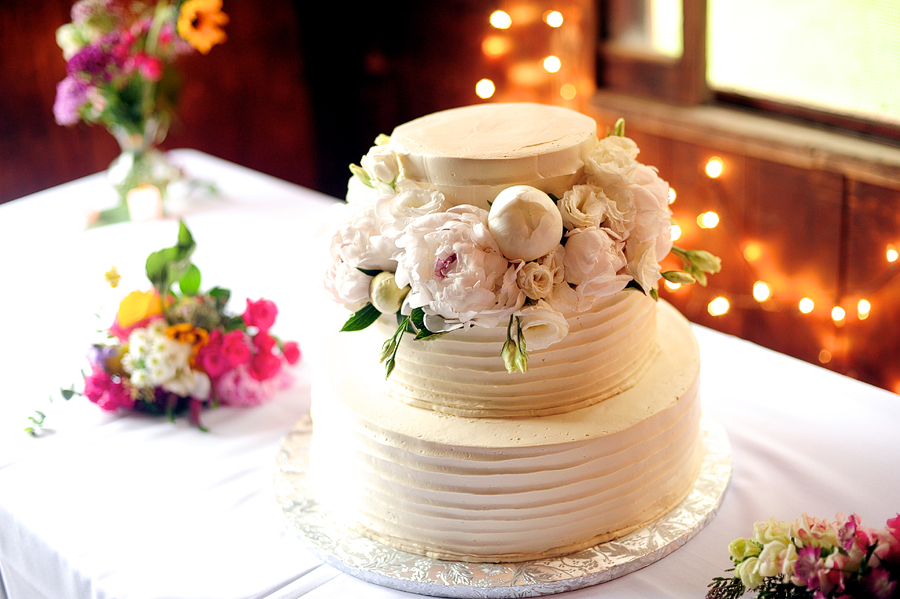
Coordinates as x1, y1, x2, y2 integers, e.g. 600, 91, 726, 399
517, 261, 555, 300
488, 186, 563, 261
557, 184, 610, 230
516, 300, 569, 351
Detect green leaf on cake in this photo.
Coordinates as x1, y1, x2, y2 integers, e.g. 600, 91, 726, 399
410, 307, 447, 341
341, 302, 381, 332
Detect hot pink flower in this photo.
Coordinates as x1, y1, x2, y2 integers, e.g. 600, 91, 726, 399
196, 343, 230, 378
249, 351, 281, 382
282, 341, 301, 365
221, 330, 251, 366
243, 298, 277, 332
214, 364, 291, 407
253, 332, 277, 353
84, 366, 135, 411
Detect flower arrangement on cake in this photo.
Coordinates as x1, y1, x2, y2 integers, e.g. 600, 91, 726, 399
53, 0, 229, 219
707, 513, 900, 599
27, 221, 300, 434
324, 119, 720, 377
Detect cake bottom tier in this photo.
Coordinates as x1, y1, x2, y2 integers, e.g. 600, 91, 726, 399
309, 301, 702, 563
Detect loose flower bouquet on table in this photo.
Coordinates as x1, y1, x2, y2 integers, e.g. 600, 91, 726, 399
707, 513, 900, 599
31, 221, 300, 434
53, 0, 229, 219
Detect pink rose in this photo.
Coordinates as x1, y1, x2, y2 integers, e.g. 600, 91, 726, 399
253, 333, 277, 353
243, 298, 278, 332
196, 343, 230, 378
249, 351, 281, 382
221, 330, 251, 366
282, 341, 301, 365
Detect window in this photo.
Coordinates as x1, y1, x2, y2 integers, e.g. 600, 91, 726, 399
599, 0, 900, 141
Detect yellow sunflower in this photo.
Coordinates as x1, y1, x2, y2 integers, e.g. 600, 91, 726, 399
177, 0, 229, 55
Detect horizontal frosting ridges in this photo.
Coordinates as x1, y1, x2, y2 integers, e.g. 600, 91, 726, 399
309, 302, 703, 562
383, 291, 658, 417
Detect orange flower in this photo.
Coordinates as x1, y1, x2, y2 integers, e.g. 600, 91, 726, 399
177, 0, 229, 55
165, 323, 210, 362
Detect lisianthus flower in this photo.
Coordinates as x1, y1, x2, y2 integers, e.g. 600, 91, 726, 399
84, 365, 135, 411
177, 0, 228, 55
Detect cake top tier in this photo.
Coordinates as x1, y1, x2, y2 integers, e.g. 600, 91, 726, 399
388, 103, 598, 209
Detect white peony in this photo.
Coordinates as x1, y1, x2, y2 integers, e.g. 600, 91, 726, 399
323, 200, 398, 309
488, 186, 563, 261
516, 300, 569, 351
563, 227, 630, 298
395, 205, 524, 330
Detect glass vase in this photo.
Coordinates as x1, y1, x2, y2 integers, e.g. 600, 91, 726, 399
103, 118, 181, 223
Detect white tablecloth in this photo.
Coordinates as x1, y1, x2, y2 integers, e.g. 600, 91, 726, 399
1, 151, 898, 599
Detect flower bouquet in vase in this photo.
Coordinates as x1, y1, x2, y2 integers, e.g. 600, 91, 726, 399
53, 0, 228, 224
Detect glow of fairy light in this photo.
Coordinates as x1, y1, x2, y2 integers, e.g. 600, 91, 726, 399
670, 223, 682, 241
743, 241, 763, 263
697, 211, 719, 229
705, 157, 724, 178
752, 281, 771, 302
888, 245, 899, 263
560, 83, 577, 100
831, 306, 846, 322
665, 280, 681, 291
819, 349, 832, 364
708, 296, 730, 316
543, 55, 561, 73
668, 187, 677, 204
482, 35, 509, 58
799, 298, 815, 314
475, 78, 495, 99
858, 299, 871, 319
544, 10, 563, 27
490, 10, 512, 29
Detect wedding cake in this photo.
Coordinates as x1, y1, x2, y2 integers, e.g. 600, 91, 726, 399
312, 103, 717, 563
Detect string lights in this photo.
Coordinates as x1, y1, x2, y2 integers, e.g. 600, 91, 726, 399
477, 3, 593, 104
664, 150, 900, 392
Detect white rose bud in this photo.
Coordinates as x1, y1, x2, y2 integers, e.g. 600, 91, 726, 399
361, 145, 400, 186
488, 186, 563, 262
369, 271, 409, 314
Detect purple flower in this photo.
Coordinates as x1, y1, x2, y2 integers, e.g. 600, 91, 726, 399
794, 545, 822, 588
67, 43, 113, 81
52, 76, 89, 125
87, 344, 120, 371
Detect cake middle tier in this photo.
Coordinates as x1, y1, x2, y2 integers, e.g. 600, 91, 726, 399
378, 290, 658, 417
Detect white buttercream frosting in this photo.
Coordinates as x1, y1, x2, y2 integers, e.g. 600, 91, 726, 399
389, 103, 597, 209
381, 290, 658, 417
310, 302, 702, 562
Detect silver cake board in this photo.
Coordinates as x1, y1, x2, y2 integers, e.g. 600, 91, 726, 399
274, 414, 732, 598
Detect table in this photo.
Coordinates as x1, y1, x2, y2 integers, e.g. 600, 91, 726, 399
1, 151, 898, 599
